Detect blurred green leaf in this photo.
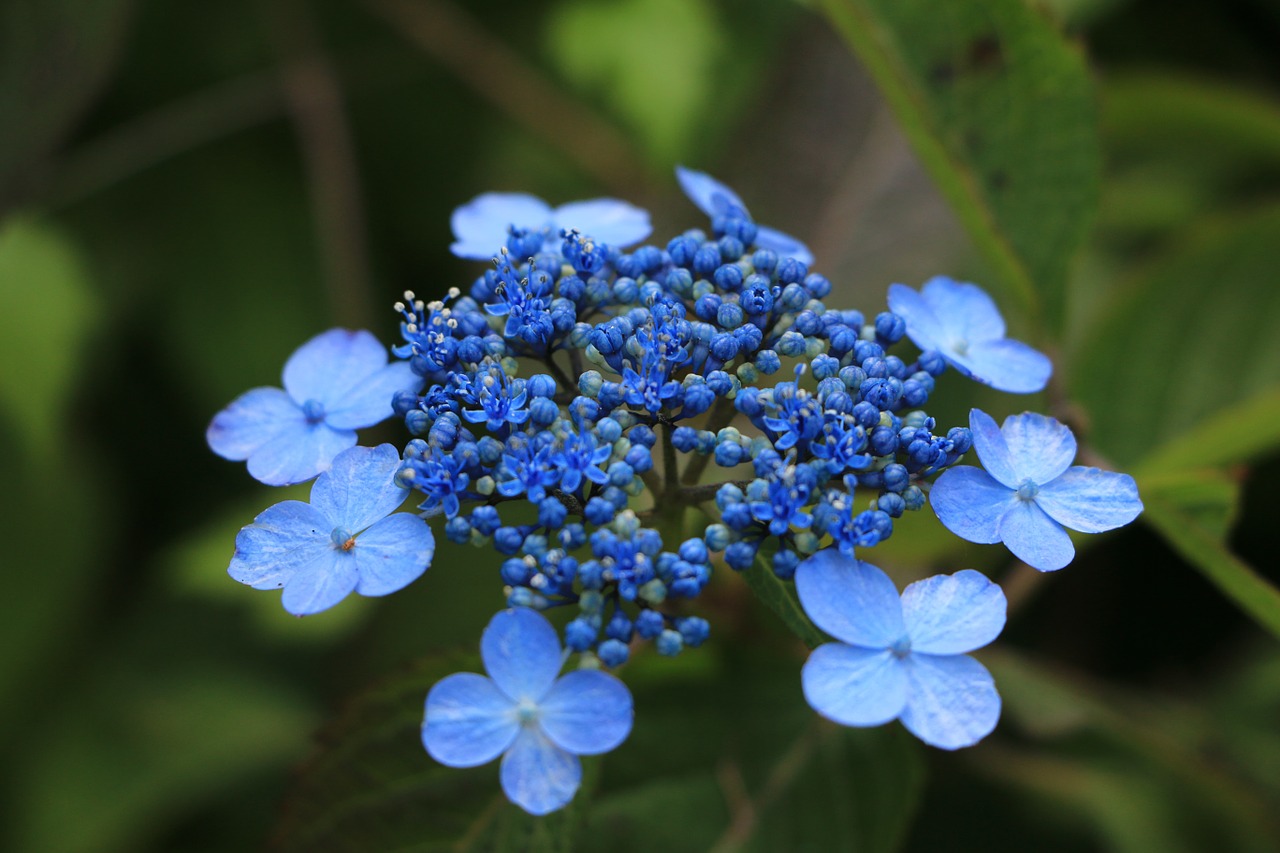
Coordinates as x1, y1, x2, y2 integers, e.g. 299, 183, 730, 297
1136, 468, 1242, 540
821, 0, 1099, 324
0, 216, 97, 457
1134, 389, 1280, 476
545, 0, 725, 165
1142, 494, 1280, 642
1073, 207, 1280, 466
743, 555, 825, 650
0, 0, 133, 208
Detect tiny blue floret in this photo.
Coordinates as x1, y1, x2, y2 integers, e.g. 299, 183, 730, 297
422, 608, 634, 815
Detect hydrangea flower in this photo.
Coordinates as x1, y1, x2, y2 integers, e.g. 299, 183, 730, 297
208, 329, 421, 485
228, 444, 435, 615
449, 192, 651, 259
886, 277, 1051, 393
795, 549, 1005, 749
422, 608, 634, 815
930, 409, 1144, 571
675, 166, 814, 265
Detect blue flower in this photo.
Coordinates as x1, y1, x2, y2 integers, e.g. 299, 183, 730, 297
227, 444, 435, 615
422, 608, 634, 815
886, 277, 1051, 393
208, 329, 421, 485
450, 192, 651, 260
930, 409, 1143, 571
675, 166, 813, 266
796, 549, 1005, 750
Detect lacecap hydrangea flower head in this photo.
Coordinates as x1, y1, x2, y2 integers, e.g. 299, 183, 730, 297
209, 167, 1142, 815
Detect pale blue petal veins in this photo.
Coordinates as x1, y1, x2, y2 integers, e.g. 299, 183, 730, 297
246, 421, 356, 486
794, 550, 905, 648
351, 513, 435, 597
802, 644, 908, 727
753, 224, 814, 266
325, 360, 422, 430
886, 283, 948, 351
929, 466, 1016, 545
538, 670, 633, 755
228, 500, 331, 590
500, 727, 582, 816
482, 609, 563, 703
310, 444, 408, 533
901, 570, 1006, 655
1000, 500, 1075, 571
1036, 468, 1144, 533
451, 192, 553, 259
206, 387, 303, 461
423, 673, 520, 768
919, 276, 1006, 342
675, 165, 745, 218
998, 412, 1077, 485
900, 653, 1000, 750
282, 329, 389, 408
281, 549, 359, 615
968, 409, 1020, 489
956, 338, 1052, 394
551, 199, 651, 247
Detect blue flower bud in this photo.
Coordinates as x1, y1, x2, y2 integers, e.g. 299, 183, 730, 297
565, 617, 597, 651
777, 257, 807, 284
724, 540, 758, 570
869, 425, 898, 456
656, 629, 684, 656
494, 526, 526, 555
671, 426, 698, 453
772, 548, 800, 580
676, 617, 710, 647
634, 609, 665, 639
704, 523, 731, 552
445, 515, 472, 544
714, 441, 744, 467
947, 426, 973, 454
501, 557, 534, 586
710, 333, 739, 361
585, 498, 615, 526
803, 272, 831, 297
777, 331, 807, 357
625, 445, 652, 473
629, 424, 657, 448
717, 301, 745, 330
875, 311, 906, 343
881, 463, 910, 493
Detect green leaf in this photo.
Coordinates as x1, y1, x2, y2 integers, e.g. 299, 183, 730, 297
1136, 468, 1242, 541
0, 216, 97, 457
821, 0, 1099, 324
742, 555, 826, 650
273, 653, 583, 853
1072, 207, 1280, 466
1142, 494, 1280, 642
1134, 389, 1280, 477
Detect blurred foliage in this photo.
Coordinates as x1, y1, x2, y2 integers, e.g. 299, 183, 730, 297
1, 0, 1279, 850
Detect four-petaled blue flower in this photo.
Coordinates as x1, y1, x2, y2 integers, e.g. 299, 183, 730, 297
886, 277, 1052, 394
796, 549, 1006, 750
422, 608, 634, 815
228, 444, 436, 615
930, 409, 1144, 571
676, 166, 814, 265
208, 328, 421, 485
450, 192, 651, 260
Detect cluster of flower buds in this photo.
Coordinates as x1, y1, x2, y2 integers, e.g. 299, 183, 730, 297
209, 168, 1142, 815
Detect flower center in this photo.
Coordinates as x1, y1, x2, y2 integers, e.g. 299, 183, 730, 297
951, 337, 969, 356
1016, 479, 1040, 501
331, 527, 356, 551
515, 698, 539, 725
302, 399, 326, 424
889, 636, 912, 659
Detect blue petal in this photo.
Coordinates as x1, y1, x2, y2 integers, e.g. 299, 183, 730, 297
482, 608, 564, 703
753, 224, 814, 266
500, 726, 581, 816
901, 570, 1006, 655
451, 192, 552, 259
310, 444, 409, 533
929, 466, 1015, 544
1039, 466, 1141, 532
794, 550, 905, 648
228, 500, 331, 590
537, 670, 633, 755
1036, 467, 1143, 533
1000, 499, 1075, 571
954, 338, 1051, 394
967, 408, 1019, 489
900, 653, 1000, 750
207, 387, 302, 461
675, 166, 746, 218
423, 672, 519, 767
282, 329, 390, 410
352, 513, 435, 596
325, 360, 422, 430
552, 199, 651, 248
998, 411, 1077, 484
886, 283, 947, 353
246, 420, 356, 486
281, 549, 358, 615
919, 277, 1005, 343
801, 643, 908, 726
